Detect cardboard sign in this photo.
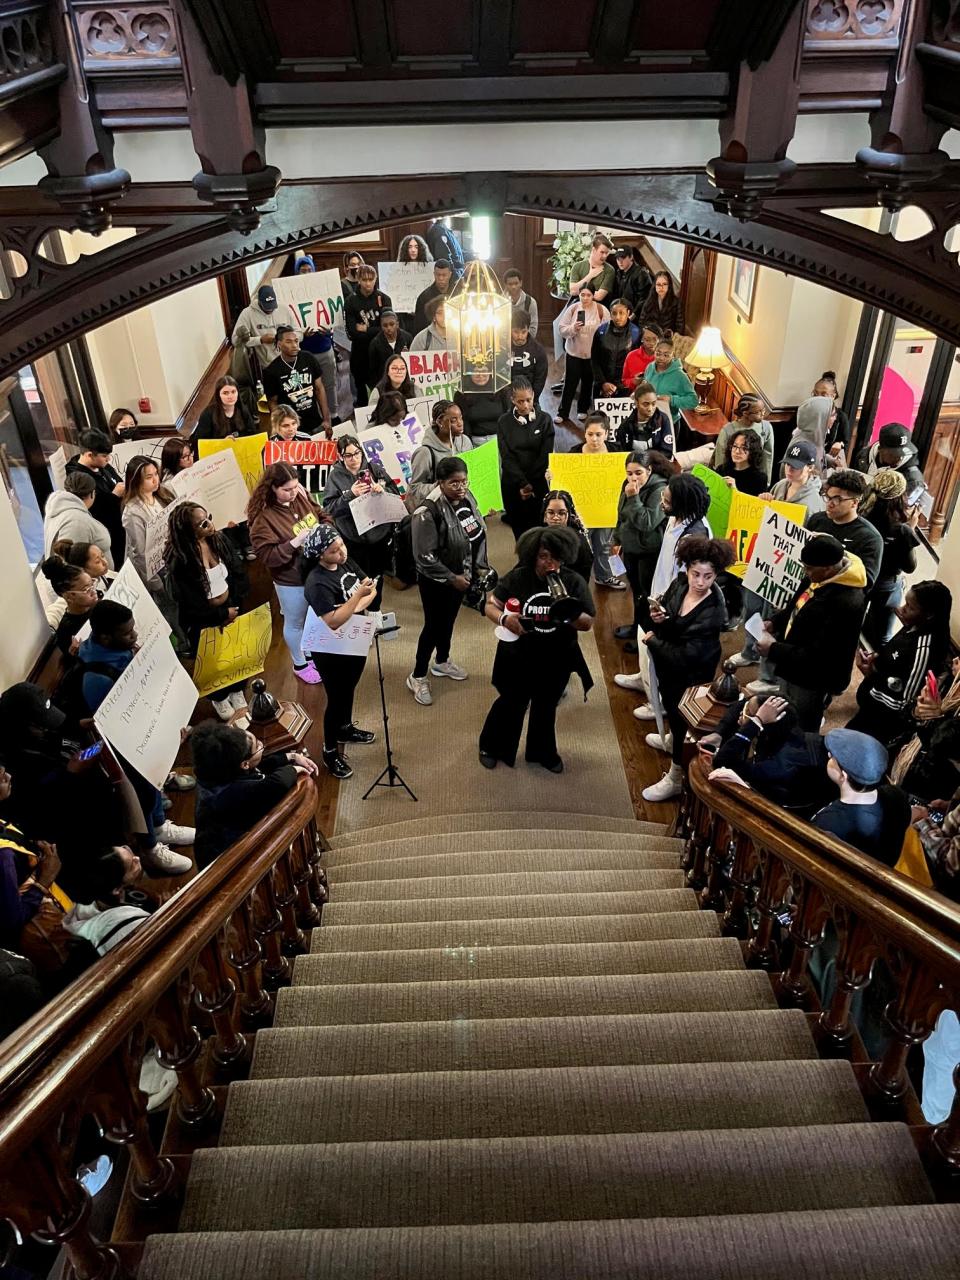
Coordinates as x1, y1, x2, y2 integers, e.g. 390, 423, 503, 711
408, 349, 459, 400
77, 559, 170, 646
548, 451, 622, 528
93, 624, 198, 790
349, 490, 409, 536
357, 415, 425, 490
377, 262, 434, 314
743, 507, 812, 610
144, 496, 190, 581
273, 268, 348, 348
197, 433, 267, 495
168, 450, 249, 529
593, 397, 634, 443
725, 490, 807, 579
354, 397, 433, 433
110, 436, 168, 479
692, 464, 733, 541
301, 608, 376, 658
192, 602, 273, 698
463, 438, 503, 514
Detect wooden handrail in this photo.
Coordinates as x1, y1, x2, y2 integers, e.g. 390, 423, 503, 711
688, 758, 960, 974
0, 774, 318, 1165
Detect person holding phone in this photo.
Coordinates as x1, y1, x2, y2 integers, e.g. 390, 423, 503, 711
555, 285, 610, 425
323, 435, 402, 610
301, 524, 378, 779
164, 502, 249, 719
248, 462, 330, 685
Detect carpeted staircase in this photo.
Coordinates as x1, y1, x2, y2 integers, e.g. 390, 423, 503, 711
140, 811, 960, 1278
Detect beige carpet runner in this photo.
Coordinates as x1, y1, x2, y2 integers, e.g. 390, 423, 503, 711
139, 812, 960, 1278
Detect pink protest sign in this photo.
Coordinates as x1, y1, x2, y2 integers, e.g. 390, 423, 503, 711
872, 367, 920, 442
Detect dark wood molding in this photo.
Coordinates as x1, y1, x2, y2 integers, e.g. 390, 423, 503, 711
180, 0, 278, 85
591, 0, 638, 65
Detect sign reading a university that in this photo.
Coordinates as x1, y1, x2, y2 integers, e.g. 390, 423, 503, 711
743, 508, 812, 609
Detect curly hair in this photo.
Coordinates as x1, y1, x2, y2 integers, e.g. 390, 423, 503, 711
541, 490, 589, 542
191, 720, 254, 786
246, 462, 299, 527
397, 234, 432, 263
515, 525, 581, 569
727, 429, 764, 473
372, 355, 414, 402
676, 534, 736, 574
826, 468, 868, 499
163, 502, 233, 598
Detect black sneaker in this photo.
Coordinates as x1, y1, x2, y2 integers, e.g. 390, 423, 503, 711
339, 723, 376, 745
322, 749, 353, 779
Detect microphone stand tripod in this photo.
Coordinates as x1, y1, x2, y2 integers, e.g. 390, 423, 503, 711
362, 626, 417, 802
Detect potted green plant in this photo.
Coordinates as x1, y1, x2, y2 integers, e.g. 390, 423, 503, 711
548, 229, 596, 299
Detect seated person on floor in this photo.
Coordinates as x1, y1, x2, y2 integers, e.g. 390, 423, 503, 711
64, 845, 152, 956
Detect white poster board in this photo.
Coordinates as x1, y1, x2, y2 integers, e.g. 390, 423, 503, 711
144, 496, 190, 581
301, 608, 376, 657
357, 415, 425, 491
593, 397, 633, 442
377, 262, 433, 314
49, 446, 71, 491
77, 559, 169, 646
110, 436, 168, 479
93, 624, 198, 789
742, 508, 811, 610
273, 268, 348, 349
353, 397, 433, 433
350, 490, 409, 536
167, 450, 249, 529
408, 349, 459, 401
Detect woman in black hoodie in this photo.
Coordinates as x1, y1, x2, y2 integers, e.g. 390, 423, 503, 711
496, 377, 555, 537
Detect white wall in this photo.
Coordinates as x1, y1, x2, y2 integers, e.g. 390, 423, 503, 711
0, 481, 50, 687
936, 515, 960, 645
645, 236, 685, 280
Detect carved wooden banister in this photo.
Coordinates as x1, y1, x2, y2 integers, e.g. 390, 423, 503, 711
684, 758, 960, 1174
0, 775, 325, 1279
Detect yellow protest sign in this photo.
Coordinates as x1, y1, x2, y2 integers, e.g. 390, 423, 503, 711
725, 489, 806, 578
198, 433, 267, 495
192, 603, 273, 698
548, 451, 623, 528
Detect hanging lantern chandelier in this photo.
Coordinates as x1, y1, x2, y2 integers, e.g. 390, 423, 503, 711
445, 260, 512, 394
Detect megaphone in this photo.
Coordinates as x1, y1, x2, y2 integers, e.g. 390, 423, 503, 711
543, 572, 582, 624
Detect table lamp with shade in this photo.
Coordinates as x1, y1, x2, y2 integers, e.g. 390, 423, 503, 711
686, 326, 728, 413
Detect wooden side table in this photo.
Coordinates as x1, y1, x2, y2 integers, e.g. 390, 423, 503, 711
679, 405, 727, 448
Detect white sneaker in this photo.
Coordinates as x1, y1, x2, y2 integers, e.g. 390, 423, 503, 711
227, 689, 248, 710
745, 678, 780, 696
141, 843, 192, 877
139, 1052, 179, 1113
728, 651, 757, 669
164, 772, 196, 791
155, 820, 195, 847
212, 698, 235, 721
632, 704, 657, 721
614, 671, 646, 692
430, 660, 468, 680
643, 769, 684, 802
406, 673, 433, 706
645, 731, 674, 754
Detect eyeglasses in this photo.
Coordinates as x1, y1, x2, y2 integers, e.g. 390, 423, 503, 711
343, 450, 363, 460
444, 478, 469, 489
730, 442, 749, 452
197, 513, 213, 528
824, 493, 855, 505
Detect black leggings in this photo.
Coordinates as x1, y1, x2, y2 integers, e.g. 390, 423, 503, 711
350, 347, 371, 408
658, 677, 688, 767
309, 652, 367, 749
623, 551, 656, 629
559, 355, 593, 417
414, 577, 464, 677
344, 536, 392, 611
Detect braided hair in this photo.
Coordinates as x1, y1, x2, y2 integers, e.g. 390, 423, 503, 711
164, 502, 233, 598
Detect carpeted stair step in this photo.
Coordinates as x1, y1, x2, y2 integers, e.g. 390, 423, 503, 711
326, 811, 667, 848
329, 868, 684, 902
327, 845, 681, 883
251, 1008, 818, 1079
219, 1059, 868, 1148
292, 937, 745, 987
310, 910, 719, 954
175, 1123, 932, 1233
323, 829, 681, 867
274, 969, 776, 1028
322, 887, 702, 925
137, 1203, 960, 1280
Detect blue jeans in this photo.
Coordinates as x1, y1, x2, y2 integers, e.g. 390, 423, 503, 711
275, 582, 310, 666
590, 527, 614, 583
863, 577, 903, 650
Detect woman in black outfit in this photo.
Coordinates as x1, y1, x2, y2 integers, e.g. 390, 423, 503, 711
542, 491, 593, 583
193, 375, 257, 440
454, 373, 511, 446
638, 271, 683, 336
717, 429, 768, 497
496, 377, 555, 537
859, 469, 921, 649
163, 502, 249, 717
301, 523, 378, 779
641, 535, 734, 803
479, 526, 595, 774
407, 456, 489, 707
323, 434, 403, 610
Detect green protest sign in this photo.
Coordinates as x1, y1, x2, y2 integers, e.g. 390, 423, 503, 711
692, 463, 732, 537
464, 439, 503, 515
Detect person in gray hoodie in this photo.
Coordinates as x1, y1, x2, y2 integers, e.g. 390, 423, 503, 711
406, 400, 473, 510
786, 394, 834, 471
409, 297, 450, 352
43, 473, 114, 567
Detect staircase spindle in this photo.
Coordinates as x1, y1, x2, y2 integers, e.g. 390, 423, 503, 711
89, 1047, 179, 1205
778, 880, 830, 1007
273, 853, 308, 955
288, 834, 322, 927
745, 850, 790, 970
869, 960, 948, 1104
226, 897, 273, 1026
302, 818, 330, 906
817, 914, 879, 1049
194, 935, 248, 1070
150, 976, 217, 1127
930, 1061, 960, 1172
720, 832, 758, 938
684, 798, 712, 889
699, 815, 731, 911
252, 876, 292, 987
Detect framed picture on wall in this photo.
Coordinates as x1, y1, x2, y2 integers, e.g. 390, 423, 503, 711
729, 258, 757, 321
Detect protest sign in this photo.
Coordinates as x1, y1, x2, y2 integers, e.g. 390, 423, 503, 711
198, 433, 267, 495
463, 439, 503, 514
263, 435, 339, 501
110, 436, 167, 478
408, 349, 459, 400
377, 262, 433, 314
192, 602, 273, 698
548, 451, 622, 527
357, 415, 424, 490
349, 490, 408, 536
725, 490, 807, 578
692, 464, 733, 539
273, 268, 348, 348
593, 398, 634, 444
301, 608, 376, 658
144, 495, 190, 582
168, 450, 249, 528
743, 507, 812, 609
93, 623, 198, 790
85, 559, 169, 646
353, 397, 433, 433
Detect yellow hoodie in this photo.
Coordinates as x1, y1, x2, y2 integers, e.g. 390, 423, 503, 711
784, 552, 867, 638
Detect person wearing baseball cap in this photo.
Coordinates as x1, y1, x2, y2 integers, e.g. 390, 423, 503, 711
231, 284, 280, 376
611, 246, 651, 319
812, 728, 911, 863
855, 422, 927, 506
755, 533, 868, 730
